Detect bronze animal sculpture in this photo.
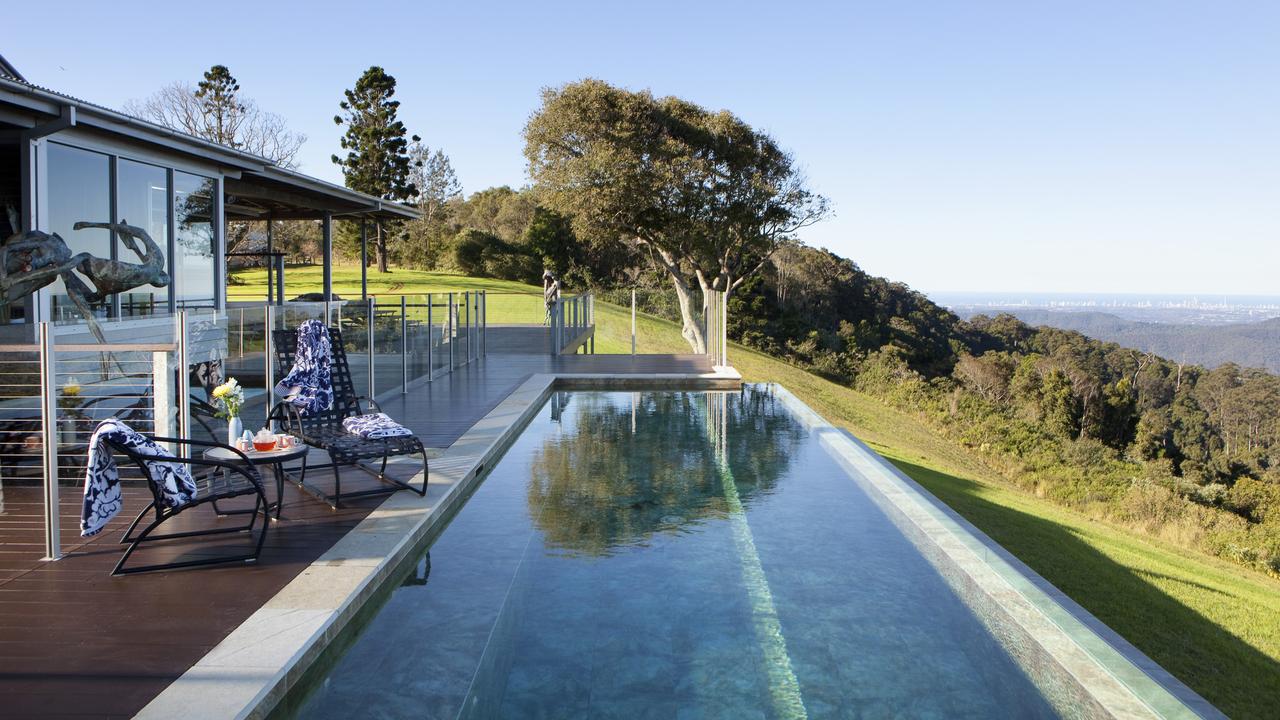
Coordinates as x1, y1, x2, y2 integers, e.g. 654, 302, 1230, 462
1, 218, 172, 341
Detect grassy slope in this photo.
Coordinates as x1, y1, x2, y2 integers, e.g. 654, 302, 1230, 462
236, 267, 1280, 717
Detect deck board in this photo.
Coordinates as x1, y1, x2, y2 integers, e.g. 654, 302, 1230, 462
0, 351, 714, 718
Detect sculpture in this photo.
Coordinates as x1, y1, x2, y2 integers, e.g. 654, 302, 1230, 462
1, 211, 172, 341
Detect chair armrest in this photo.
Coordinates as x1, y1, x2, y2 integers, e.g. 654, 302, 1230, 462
125, 436, 265, 490
268, 401, 305, 435
355, 396, 384, 414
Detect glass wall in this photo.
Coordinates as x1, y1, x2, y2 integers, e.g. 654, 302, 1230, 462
46, 143, 110, 321
175, 171, 216, 309
41, 141, 221, 319
115, 158, 170, 315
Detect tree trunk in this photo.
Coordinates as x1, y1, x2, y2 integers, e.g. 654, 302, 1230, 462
376, 223, 389, 273
671, 275, 707, 354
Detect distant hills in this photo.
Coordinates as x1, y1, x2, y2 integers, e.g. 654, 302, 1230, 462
953, 308, 1280, 372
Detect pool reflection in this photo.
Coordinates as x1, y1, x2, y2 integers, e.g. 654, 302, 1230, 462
527, 388, 803, 556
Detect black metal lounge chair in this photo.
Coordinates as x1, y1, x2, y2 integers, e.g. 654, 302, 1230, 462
106, 435, 270, 575
269, 326, 428, 508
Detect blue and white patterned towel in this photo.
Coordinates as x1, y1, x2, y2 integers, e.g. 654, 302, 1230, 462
81, 418, 197, 537
342, 413, 412, 439
274, 319, 334, 416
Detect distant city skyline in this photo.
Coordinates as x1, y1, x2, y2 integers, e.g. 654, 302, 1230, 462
5, 1, 1277, 295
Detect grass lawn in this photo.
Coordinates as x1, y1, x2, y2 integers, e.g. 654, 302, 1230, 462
237, 266, 1280, 717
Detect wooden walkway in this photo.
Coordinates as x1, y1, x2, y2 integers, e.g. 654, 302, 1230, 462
0, 352, 714, 718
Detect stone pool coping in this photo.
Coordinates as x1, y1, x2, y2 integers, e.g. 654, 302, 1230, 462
134, 367, 740, 720
769, 384, 1223, 720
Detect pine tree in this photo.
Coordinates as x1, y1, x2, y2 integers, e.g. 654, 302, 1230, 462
332, 66, 419, 272
194, 65, 246, 148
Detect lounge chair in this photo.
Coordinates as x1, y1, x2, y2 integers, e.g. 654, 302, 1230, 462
106, 435, 270, 575
269, 325, 428, 508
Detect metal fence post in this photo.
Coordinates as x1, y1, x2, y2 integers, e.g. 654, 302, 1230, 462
400, 295, 408, 393
264, 304, 275, 431
176, 310, 190, 455
427, 293, 434, 381
367, 296, 377, 399
480, 291, 486, 357
448, 292, 455, 369
38, 321, 60, 560
464, 291, 472, 365
721, 288, 728, 366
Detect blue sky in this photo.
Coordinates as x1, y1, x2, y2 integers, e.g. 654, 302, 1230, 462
6, 1, 1277, 296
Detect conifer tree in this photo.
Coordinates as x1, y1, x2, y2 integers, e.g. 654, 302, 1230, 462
194, 65, 246, 147
332, 66, 419, 272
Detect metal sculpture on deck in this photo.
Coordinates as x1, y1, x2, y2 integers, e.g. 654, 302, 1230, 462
0, 210, 170, 340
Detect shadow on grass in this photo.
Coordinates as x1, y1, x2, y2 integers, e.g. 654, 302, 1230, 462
889, 458, 1279, 720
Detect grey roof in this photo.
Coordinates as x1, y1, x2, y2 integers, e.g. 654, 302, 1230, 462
0, 73, 418, 220
0, 54, 24, 82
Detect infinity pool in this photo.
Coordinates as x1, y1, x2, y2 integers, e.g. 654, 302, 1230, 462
286, 388, 1191, 719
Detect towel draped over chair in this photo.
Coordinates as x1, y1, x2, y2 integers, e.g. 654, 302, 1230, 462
273, 319, 334, 416
81, 418, 197, 537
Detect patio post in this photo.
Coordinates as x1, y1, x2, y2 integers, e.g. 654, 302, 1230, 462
465, 292, 472, 364
360, 219, 368, 301
265, 216, 274, 304
367, 296, 376, 399
426, 293, 433, 381
322, 212, 333, 302
480, 291, 486, 357
400, 295, 408, 393
38, 321, 60, 560
276, 253, 286, 305
448, 292, 455, 369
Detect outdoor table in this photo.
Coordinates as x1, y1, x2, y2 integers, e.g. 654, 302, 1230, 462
204, 439, 308, 520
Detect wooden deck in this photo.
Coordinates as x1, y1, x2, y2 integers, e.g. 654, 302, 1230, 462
0, 352, 715, 718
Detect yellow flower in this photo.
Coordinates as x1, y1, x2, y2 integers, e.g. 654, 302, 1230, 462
212, 381, 233, 399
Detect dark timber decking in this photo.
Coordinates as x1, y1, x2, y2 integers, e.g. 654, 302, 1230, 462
0, 352, 715, 719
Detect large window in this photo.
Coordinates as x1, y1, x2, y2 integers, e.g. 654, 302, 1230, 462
116, 158, 170, 315
46, 143, 110, 320
41, 142, 221, 319
174, 171, 216, 308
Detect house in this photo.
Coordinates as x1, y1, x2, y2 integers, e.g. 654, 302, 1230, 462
0, 53, 416, 336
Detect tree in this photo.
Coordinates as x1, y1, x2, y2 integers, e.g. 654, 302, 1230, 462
402, 141, 461, 268
332, 66, 419, 272
524, 79, 829, 352
124, 65, 305, 166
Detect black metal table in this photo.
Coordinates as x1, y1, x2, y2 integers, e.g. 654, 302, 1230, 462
204, 440, 308, 520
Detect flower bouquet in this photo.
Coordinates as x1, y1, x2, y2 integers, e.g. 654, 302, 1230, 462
212, 378, 245, 444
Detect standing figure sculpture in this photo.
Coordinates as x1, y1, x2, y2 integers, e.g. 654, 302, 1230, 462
542, 270, 561, 325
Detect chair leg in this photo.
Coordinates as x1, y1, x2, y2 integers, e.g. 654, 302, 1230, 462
416, 451, 429, 496
113, 496, 268, 576
331, 455, 343, 510
119, 502, 159, 544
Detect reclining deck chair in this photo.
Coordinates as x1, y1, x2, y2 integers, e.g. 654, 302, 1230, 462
270, 325, 428, 508
105, 435, 269, 575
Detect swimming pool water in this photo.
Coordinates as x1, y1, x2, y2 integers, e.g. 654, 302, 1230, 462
292, 388, 1060, 719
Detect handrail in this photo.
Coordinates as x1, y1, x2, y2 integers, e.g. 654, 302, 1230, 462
0, 342, 178, 352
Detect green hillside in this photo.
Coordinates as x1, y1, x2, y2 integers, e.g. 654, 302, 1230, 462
234, 266, 1280, 718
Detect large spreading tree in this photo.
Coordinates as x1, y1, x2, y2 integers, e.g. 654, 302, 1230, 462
524, 79, 829, 352
332, 66, 419, 272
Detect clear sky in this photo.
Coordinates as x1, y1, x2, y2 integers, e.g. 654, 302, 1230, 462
6, 1, 1277, 296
